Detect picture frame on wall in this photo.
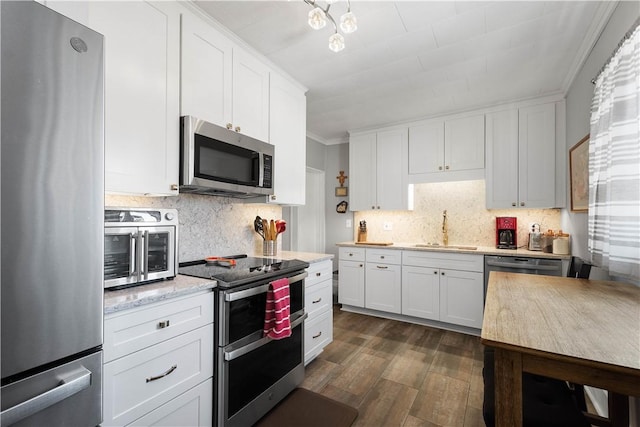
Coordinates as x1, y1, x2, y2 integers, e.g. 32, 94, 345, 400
335, 186, 348, 197
569, 134, 589, 212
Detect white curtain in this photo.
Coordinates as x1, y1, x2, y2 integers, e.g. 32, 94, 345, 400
588, 22, 640, 281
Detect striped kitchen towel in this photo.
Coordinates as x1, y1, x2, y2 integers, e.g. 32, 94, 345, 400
263, 277, 292, 339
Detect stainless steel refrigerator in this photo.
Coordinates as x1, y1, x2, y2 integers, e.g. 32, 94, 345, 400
1, 1, 104, 425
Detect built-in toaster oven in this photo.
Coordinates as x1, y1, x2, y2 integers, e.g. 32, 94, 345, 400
104, 207, 178, 289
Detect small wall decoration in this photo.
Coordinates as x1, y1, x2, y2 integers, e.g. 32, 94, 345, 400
335, 170, 348, 197
569, 134, 589, 212
336, 200, 348, 213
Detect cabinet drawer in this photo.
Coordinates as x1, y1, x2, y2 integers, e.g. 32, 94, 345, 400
103, 324, 214, 427
366, 248, 401, 265
304, 310, 333, 364
104, 291, 214, 362
339, 247, 365, 262
402, 251, 483, 272
305, 260, 332, 287
305, 280, 332, 319
129, 378, 213, 427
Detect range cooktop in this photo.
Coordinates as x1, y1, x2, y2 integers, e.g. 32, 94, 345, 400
178, 256, 309, 288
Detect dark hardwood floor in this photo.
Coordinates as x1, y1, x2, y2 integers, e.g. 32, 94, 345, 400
301, 306, 486, 427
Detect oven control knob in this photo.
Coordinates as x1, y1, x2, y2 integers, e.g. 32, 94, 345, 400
165, 212, 174, 221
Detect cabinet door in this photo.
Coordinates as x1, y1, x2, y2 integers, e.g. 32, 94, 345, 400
304, 310, 333, 365
376, 128, 409, 210
348, 133, 377, 211
48, 1, 180, 196
445, 115, 485, 172
518, 103, 556, 208
94, 1, 180, 196
408, 121, 444, 174
269, 72, 306, 205
181, 11, 233, 128
365, 262, 402, 314
485, 109, 519, 209
232, 49, 270, 142
129, 378, 213, 427
338, 260, 365, 307
439, 269, 483, 329
402, 266, 439, 320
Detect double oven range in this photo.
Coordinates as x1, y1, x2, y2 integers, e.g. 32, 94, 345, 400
179, 256, 309, 427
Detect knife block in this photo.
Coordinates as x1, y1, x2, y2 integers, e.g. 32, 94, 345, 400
357, 230, 367, 243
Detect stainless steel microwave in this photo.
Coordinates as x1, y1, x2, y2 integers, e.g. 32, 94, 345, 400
179, 116, 274, 198
104, 208, 178, 289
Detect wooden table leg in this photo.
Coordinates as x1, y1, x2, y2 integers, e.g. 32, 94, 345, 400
609, 392, 629, 427
494, 348, 523, 427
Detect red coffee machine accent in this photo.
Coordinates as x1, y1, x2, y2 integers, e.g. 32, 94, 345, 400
496, 217, 517, 249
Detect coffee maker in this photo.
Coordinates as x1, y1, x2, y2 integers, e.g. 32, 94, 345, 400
496, 217, 517, 249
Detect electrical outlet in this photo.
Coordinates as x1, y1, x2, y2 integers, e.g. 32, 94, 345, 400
346, 219, 352, 228
383, 222, 393, 231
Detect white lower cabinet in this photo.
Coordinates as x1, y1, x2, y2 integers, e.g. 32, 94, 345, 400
338, 248, 366, 307
103, 292, 214, 427
402, 251, 484, 329
128, 375, 213, 427
402, 265, 440, 320
365, 249, 402, 314
439, 269, 484, 328
304, 260, 333, 364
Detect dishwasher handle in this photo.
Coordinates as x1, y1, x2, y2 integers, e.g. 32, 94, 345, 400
486, 260, 561, 271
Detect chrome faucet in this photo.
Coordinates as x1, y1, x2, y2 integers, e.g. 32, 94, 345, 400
442, 210, 448, 246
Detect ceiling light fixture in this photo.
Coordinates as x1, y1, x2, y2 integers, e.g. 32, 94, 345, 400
303, 0, 357, 52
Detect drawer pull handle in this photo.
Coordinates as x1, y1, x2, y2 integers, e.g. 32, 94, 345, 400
158, 320, 170, 329
312, 297, 322, 304
316, 272, 321, 277
377, 265, 388, 269
312, 331, 322, 339
146, 365, 177, 383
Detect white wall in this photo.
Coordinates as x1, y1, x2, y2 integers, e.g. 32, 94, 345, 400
325, 143, 353, 272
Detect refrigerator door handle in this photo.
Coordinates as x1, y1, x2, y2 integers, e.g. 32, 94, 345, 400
0, 367, 92, 426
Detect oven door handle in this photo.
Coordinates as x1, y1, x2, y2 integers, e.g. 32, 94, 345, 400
224, 271, 308, 302
223, 312, 308, 362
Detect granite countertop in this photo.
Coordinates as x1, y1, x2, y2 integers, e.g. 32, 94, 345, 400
104, 251, 333, 314
266, 250, 334, 264
336, 241, 571, 260
104, 274, 217, 315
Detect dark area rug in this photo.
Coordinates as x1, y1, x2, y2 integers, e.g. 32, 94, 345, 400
254, 388, 358, 427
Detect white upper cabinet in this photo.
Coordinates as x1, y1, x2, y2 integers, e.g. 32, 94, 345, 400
181, 10, 269, 142
269, 73, 307, 205
180, 12, 232, 131
486, 102, 562, 209
349, 129, 412, 211
408, 114, 485, 183
46, 1, 181, 196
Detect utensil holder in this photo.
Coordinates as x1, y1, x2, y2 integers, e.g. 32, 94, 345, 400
263, 240, 277, 257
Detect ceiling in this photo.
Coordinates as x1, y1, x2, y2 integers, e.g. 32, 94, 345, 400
194, 1, 613, 144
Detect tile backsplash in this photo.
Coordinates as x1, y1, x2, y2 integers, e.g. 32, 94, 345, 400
353, 180, 562, 248
106, 194, 282, 262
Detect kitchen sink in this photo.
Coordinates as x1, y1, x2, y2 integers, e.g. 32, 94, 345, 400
415, 243, 477, 250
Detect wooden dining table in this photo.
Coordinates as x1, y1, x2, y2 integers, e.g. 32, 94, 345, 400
481, 271, 640, 427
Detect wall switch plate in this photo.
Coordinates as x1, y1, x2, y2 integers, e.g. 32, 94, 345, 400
346, 219, 352, 228
383, 222, 393, 231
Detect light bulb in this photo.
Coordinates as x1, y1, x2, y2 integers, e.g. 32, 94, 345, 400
328, 33, 345, 52
308, 7, 327, 30
340, 11, 357, 33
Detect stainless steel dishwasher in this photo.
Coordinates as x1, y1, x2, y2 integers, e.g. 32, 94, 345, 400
484, 255, 565, 301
